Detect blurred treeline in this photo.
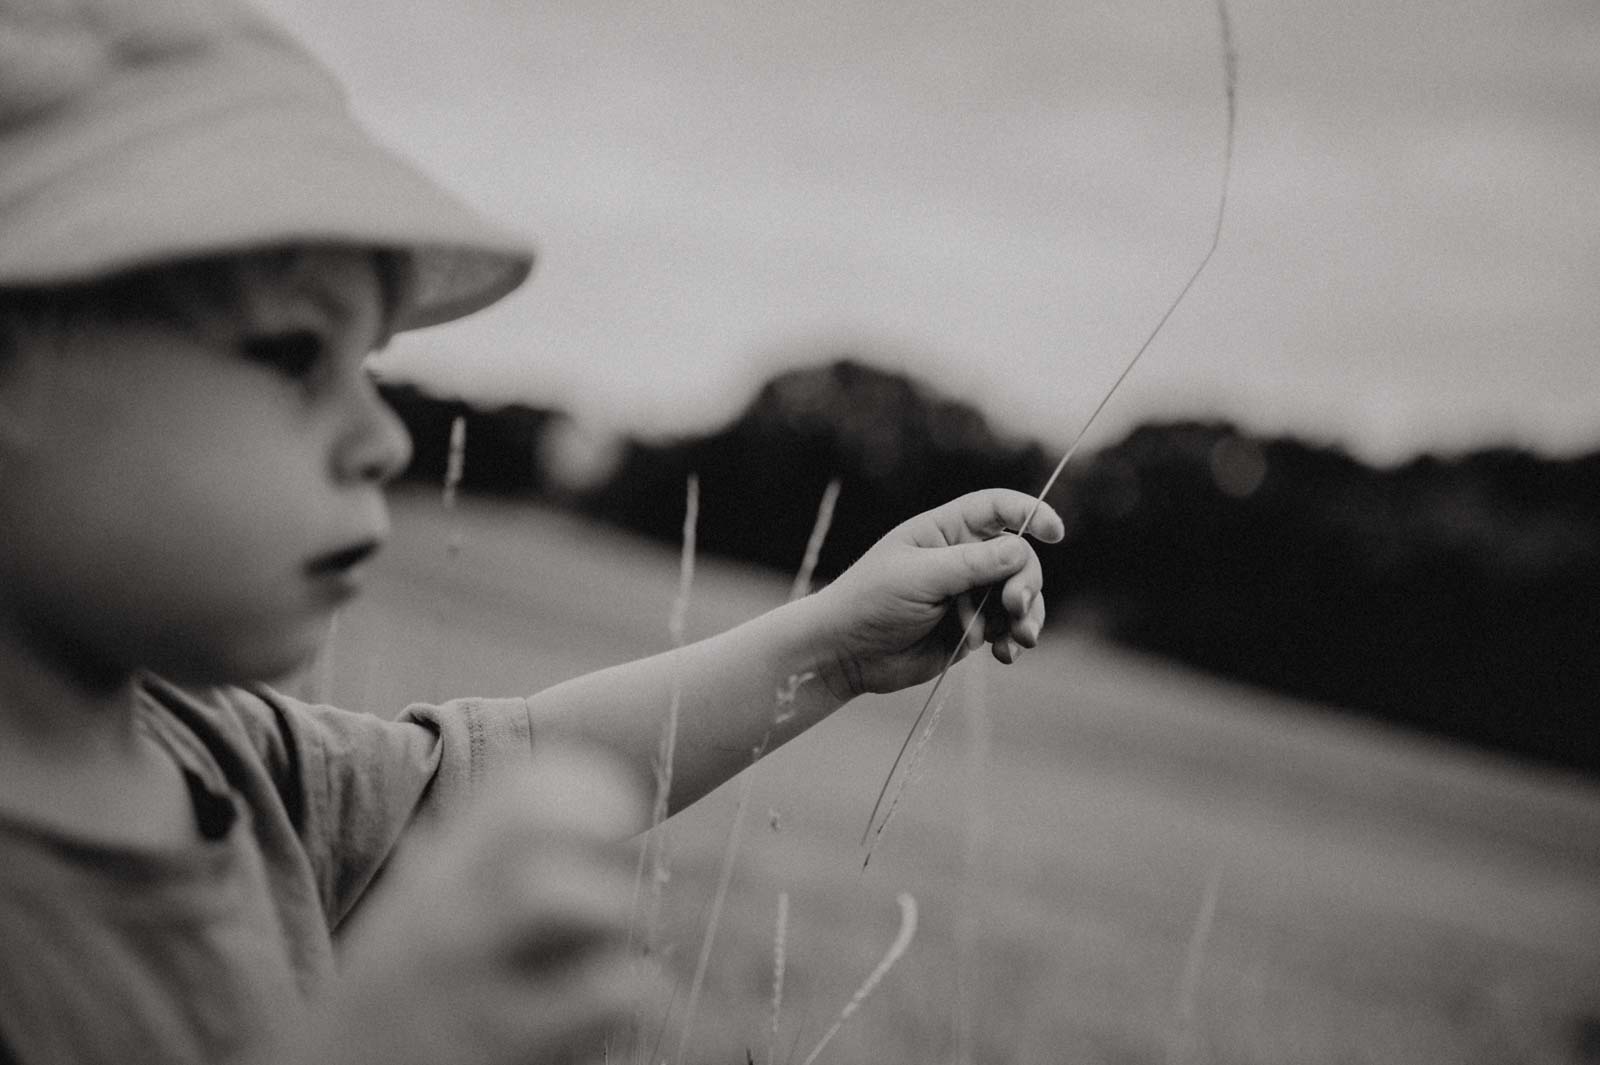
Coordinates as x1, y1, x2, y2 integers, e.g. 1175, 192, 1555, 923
380, 361, 1600, 776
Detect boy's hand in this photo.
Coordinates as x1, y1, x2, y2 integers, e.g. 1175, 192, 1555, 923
811, 489, 1065, 699
288, 745, 663, 1065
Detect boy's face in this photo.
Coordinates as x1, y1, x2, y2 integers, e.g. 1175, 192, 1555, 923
0, 248, 413, 685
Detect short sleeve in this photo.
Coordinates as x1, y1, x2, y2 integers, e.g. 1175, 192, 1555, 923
226, 687, 539, 930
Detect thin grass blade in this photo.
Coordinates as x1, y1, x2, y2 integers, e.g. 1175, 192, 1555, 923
797, 893, 918, 1065
629, 474, 698, 1065
789, 478, 842, 602
862, 0, 1238, 861
766, 891, 789, 1065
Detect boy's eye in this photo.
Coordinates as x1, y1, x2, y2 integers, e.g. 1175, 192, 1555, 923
241, 330, 324, 380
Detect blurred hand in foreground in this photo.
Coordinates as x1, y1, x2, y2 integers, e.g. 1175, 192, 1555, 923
812, 488, 1065, 698
282, 744, 663, 1065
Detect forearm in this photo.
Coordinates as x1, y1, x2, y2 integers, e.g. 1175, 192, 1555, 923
523, 592, 850, 814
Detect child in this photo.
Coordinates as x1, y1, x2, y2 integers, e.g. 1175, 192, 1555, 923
0, 2, 1063, 1063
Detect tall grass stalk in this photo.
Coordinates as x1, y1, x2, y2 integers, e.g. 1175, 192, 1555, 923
860, 694, 947, 869
797, 892, 919, 1065
443, 414, 467, 559
788, 478, 841, 602
954, 658, 993, 1064
417, 415, 471, 705
669, 480, 842, 1061
652, 473, 698, 844
766, 892, 790, 1065
314, 414, 472, 704
442, 414, 466, 509
629, 474, 698, 1064
1167, 862, 1224, 1065
862, 0, 1239, 861
645, 471, 698, 909
672, 750, 752, 1065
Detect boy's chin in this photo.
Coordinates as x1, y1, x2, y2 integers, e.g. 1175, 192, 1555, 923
152, 626, 331, 689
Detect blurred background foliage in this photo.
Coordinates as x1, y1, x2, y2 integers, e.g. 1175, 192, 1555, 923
379, 363, 1600, 777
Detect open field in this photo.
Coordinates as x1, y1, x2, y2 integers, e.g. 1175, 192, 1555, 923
309, 487, 1600, 1064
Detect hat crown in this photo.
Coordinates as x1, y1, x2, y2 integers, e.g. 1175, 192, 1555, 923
0, 0, 258, 124
0, 0, 533, 330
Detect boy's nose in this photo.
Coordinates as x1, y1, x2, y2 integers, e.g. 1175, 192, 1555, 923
335, 381, 414, 485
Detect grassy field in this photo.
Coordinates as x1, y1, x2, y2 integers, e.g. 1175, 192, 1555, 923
307, 487, 1600, 1064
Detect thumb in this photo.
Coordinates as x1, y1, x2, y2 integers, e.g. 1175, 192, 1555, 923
921, 534, 1028, 601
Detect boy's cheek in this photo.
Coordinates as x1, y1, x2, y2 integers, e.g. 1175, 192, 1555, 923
0, 351, 366, 683
10, 507, 334, 684
79, 581, 330, 685
151, 614, 333, 686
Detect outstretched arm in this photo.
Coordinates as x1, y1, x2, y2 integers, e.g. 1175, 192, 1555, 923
523, 489, 1065, 814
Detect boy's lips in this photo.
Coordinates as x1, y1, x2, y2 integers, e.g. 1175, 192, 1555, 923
306, 539, 382, 598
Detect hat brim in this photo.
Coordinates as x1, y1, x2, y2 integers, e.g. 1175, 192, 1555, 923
0, 43, 533, 332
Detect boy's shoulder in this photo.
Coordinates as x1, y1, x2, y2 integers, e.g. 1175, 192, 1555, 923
137, 675, 299, 780
133, 677, 425, 831
135, 676, 315, 837
136, 676, 410, 771
132, 675, 442, 926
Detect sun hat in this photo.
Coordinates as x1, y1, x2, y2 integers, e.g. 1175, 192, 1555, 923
0, 0, 534, 332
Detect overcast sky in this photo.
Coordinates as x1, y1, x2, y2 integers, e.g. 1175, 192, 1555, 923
262, 0, 1599, 464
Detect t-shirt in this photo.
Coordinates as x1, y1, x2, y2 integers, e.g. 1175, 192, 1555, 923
0, 676, 539, 1065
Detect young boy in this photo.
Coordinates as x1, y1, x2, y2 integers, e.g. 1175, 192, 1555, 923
0, 2, 1063, 1063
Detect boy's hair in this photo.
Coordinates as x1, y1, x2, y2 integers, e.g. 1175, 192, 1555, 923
0, 246, 407, 367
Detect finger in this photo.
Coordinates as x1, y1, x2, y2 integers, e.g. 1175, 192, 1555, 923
999, 552, 1046, 639
1015, 496, 1067, 542
919, 490, 1068, 547
1019, 588, 1046, 646
981, 593, 1022, 663
992, 635, 1021, 665
922, 535, 1030, 600
996, 586, 1044, 650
